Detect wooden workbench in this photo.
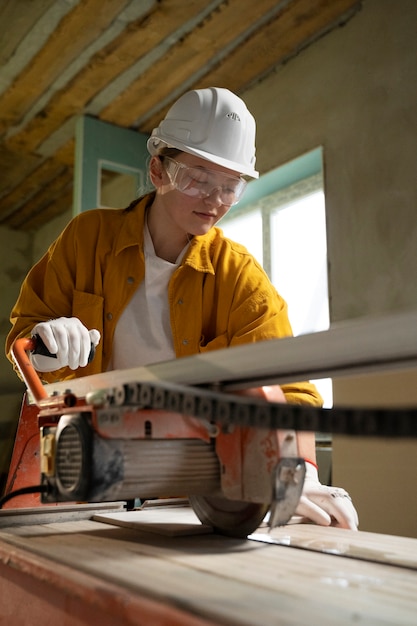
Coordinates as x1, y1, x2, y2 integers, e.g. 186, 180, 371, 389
0, 503, 416, 625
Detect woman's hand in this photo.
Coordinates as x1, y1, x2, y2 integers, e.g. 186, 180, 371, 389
30, 317, 100, 372
296, 461, 359, 529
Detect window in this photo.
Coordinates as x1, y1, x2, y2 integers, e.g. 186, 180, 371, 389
219, 150, 332, 407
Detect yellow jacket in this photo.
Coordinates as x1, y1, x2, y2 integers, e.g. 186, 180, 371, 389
6, 194, 321, 406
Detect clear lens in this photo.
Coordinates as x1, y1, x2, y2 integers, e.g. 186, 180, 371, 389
164, 157, 246, 206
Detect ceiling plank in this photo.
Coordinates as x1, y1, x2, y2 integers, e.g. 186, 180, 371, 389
0, 136, 75, 222
54, 140, 76, 167
0, 0, 56, 66
0, 0, 133, 134
142, 0, 362, 134
0, 0, 364, 230
0, 157, 67, 224
0, 146, 42, 199
4, 0, 214, 155
194, 0, 363, 93
21, 188, 74, 232
100, 0, 284, 127
3, 168, 73, 230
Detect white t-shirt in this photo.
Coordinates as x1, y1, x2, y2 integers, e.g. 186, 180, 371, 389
109, 223, 189, 370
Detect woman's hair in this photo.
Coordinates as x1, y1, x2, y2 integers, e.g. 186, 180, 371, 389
124, 147, 183, 212
157, 146, 183, 161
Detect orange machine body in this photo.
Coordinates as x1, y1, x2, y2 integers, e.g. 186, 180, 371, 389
3, 338, 281, 512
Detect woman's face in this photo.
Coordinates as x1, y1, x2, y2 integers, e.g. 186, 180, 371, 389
152, 152, 243, 237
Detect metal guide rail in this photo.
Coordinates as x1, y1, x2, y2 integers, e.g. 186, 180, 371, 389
38, 309, 417, 398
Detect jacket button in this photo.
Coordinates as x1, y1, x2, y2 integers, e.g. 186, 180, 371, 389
107, 313, 113, 321
182, 339, 188, 345
127, 276, 134, 284
178, 298, 184, 305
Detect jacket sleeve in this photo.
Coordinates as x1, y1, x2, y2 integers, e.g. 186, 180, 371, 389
235, 260, 323, 407
203, 244, 323, 407
5, 216, 95, 383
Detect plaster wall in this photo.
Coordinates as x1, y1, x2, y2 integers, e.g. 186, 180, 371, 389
245, 0, 417, 321
0, 226, 30, 485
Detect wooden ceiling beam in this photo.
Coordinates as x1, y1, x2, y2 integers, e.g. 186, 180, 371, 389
0, 137, 74, 228
4, 0, 212, 155
19, 187, 74, 232
0, 0, 363, 231
0, 146, 42, 198
0, 0, 133, 134
142, 0, 362, 134
194, 0, 363, 93
2, 167, 73, 230
0, 157, 67, 224
100, 0, 283, 127
0, 0, 56, 66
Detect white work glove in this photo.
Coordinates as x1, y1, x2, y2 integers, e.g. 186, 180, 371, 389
295, 461, 359, 530
30, 317, 101, 372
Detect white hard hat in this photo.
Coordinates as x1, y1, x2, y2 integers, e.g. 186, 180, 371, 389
147, 87, 259, 179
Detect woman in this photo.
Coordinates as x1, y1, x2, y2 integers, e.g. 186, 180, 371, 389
6, 87, 358, 529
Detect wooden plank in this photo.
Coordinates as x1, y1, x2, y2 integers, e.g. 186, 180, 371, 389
0, 146, 42, 199
0, 0, 133, 133
0, 516, 416, 624
0, 537, 212, 626
0, 0, 362, 231
0, 156, 66, 221
100, 0, 286, 126
3, 168, 73, 230
0, 0, 214, 226
192, 0, 362, 93
1, 184, 72, 231
142, 0, 362, 133
20, 187, 73, 232
54, 139, 76, 166
0, 139, 74, 228
0, 0, 55, 67
4, 0, 212, 155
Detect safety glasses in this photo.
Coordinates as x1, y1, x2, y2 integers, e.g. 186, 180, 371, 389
163, 157, 247, 206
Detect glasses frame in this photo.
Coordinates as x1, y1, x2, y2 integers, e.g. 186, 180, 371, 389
162, 156, 247, 206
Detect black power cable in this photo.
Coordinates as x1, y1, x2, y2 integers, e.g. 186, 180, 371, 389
0, 485, 50, 509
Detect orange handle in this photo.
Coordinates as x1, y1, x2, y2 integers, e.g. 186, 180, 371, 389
11, 337, 48, 403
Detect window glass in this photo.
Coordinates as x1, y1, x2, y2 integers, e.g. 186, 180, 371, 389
221, 208, 263, 265
220, 179, 332, 407
271, 190, 328, 336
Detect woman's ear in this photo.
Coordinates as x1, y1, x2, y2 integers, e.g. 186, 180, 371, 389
149, 155, 165, 188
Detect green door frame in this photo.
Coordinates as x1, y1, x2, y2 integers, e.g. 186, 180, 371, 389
73, 116, 150, 215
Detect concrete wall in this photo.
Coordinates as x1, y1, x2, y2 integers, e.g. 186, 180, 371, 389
243, 0, 417, 537
0, 206, 73, 487
246, 0, 417, 320
0, 226, 31, 487
1, 0, 416, 533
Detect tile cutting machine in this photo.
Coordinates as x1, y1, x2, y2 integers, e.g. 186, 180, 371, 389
3, 311, 417, 537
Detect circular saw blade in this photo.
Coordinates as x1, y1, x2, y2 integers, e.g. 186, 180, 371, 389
189, 494, 269, 538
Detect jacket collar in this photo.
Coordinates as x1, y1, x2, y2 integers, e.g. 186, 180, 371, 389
114, 194, 153, 256
184, 232, 216, 275
114, 192, 216, 275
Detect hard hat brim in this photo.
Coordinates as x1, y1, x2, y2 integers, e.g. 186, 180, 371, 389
147, 136, 259, 179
